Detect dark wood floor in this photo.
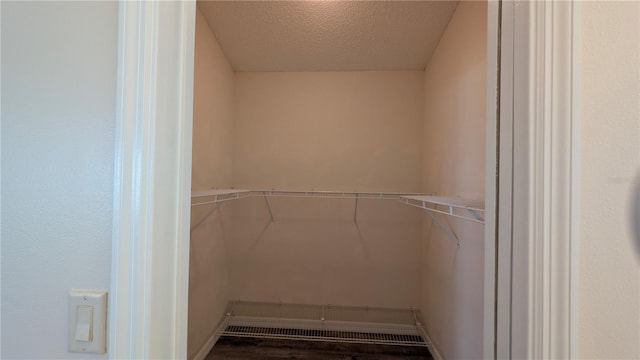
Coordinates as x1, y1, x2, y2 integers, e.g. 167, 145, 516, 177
206, 337, 433, 360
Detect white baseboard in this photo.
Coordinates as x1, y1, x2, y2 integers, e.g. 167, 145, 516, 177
192, 316, 230, 360
426, 338, 443, 360
418, 325, 444, 360
191, 331, 221, 360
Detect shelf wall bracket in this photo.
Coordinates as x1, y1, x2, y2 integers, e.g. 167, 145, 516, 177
467, 209, 485, 222
190, 202, 221, 233
353, 194, 359, 224
263, 192, 275, 222
422, 209, 460, 248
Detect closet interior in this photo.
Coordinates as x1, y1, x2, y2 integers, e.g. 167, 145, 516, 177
188, 1, 488, 359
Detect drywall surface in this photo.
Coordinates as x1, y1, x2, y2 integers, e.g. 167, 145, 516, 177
228, 196, 423, 309
1, 2, 117, 359
233, 71, 424, 192
189, 203, 233, 359
188, 8, 235, 359
192, 8, 234, 191
578, 2, 640, 358
230, 70, 424, 308
420, 2, 487, 359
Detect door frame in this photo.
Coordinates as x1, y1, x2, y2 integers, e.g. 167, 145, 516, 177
110, 1, 580, 358
488, 1, 581, 358
109, 1, 195, 358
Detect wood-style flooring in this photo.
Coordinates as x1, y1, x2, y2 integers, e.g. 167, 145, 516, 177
206, 337, 433, 360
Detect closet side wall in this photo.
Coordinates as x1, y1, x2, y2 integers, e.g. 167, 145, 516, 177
188, 8, 235, 359
191, 9, 234, 190
420, 2, 487, 359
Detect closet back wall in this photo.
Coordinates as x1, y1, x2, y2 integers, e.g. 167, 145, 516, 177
228, 196, 423, 308
233, 71, 424, 192
228, 71, 425, 308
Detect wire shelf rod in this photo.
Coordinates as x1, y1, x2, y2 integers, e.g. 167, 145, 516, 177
400, 195, 485, 213
399, 195, 484, 247
401, 200, 485, 225
252, 189, 429, 196
191, 189, 434, 206
191, 189, 251, 207
400, 197, 485, 224
191, 193, 251, 207
190, 202, 221, 233
191, 189, 251, 198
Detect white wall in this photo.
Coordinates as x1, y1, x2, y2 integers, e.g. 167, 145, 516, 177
228, 196, 422, 308
191, 8, 235, 191
229, 71, 424, 308
578, 1, 640, 358
1, 2, 117, 359
233, 71, 424, 192
420, 2, 487, 359
188, 8, 235, 359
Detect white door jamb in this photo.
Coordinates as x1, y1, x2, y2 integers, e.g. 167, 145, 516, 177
492, 1, 580, 358
109, 1, 196, 358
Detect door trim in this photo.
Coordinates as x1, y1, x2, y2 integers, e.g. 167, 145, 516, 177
493, 1, 580, 358
109, 1, 195, 358
483, 1, 500, 358
110, 1, 580, 358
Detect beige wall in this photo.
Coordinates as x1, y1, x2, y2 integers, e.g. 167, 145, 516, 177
420, 2, 487, 359
228, 196, 422, 308
192, 9, 235, 191
188, 8, 235, 359
1, 2, 117, 358
233, 71, 424, 192
229, 70, 425, 308
578, 1, 640, 358
189, 203, 233, 359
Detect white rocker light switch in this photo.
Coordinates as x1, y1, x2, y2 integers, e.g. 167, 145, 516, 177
74, 306, 93, 342
68, 290, 107, 353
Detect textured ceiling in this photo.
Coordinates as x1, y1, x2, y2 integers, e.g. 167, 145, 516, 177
197, 1, 459, 72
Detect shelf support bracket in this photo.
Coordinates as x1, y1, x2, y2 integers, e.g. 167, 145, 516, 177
190, 202, 221, 233
263, 192, 274, 222
467, 209, 485, 222
353, 194, 359, 224
422, 209, 460, 248
412, 309, 422, 327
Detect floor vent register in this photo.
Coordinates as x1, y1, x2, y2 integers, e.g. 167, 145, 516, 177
215, 301, 431, 348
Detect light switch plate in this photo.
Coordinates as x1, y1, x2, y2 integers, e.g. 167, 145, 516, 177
69, 290, 107, 354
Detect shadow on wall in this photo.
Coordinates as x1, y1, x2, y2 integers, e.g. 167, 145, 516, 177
228, 197, 423, 308
632, 168, 640, 262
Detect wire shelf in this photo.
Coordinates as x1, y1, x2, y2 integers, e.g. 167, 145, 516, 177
254, 190, 428, 201
400, 195, 485, 247
191, 189, 251, 207
191, 189, 430, 204
215, 301, 429, 348
190, 189, 428, 232
400, 195, 485, 224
